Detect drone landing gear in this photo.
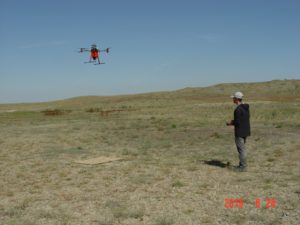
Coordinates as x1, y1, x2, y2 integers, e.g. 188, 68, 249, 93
84, 61, 105, 65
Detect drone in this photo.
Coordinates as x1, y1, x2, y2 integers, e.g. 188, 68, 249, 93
78, 44, 110, 65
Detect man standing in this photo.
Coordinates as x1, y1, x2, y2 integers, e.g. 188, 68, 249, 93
227, 92, 251, 172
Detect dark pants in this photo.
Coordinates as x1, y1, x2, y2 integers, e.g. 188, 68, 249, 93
235, 137, 247, 167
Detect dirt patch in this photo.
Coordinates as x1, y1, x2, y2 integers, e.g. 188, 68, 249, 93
74, 156, 123, 165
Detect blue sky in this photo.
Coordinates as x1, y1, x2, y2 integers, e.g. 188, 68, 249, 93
0, 0, 300, 103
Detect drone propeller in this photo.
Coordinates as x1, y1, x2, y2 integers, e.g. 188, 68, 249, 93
78, 48, 89, 53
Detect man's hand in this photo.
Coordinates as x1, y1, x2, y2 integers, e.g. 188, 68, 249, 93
226, 120, 233, 126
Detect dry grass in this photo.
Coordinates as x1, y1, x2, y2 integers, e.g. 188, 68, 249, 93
0, 80, 299, 225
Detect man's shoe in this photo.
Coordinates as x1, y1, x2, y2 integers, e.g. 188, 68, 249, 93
233, 166, 247, 172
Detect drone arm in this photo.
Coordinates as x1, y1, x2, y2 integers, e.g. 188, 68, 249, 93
99, 48, 110, 53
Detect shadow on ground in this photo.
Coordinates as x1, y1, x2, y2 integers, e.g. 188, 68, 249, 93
203, 159, 230, 168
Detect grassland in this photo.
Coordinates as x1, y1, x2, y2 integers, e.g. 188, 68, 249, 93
0, 80, 299, 225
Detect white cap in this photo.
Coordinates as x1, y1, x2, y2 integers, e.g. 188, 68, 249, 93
231, 91, 244, 99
